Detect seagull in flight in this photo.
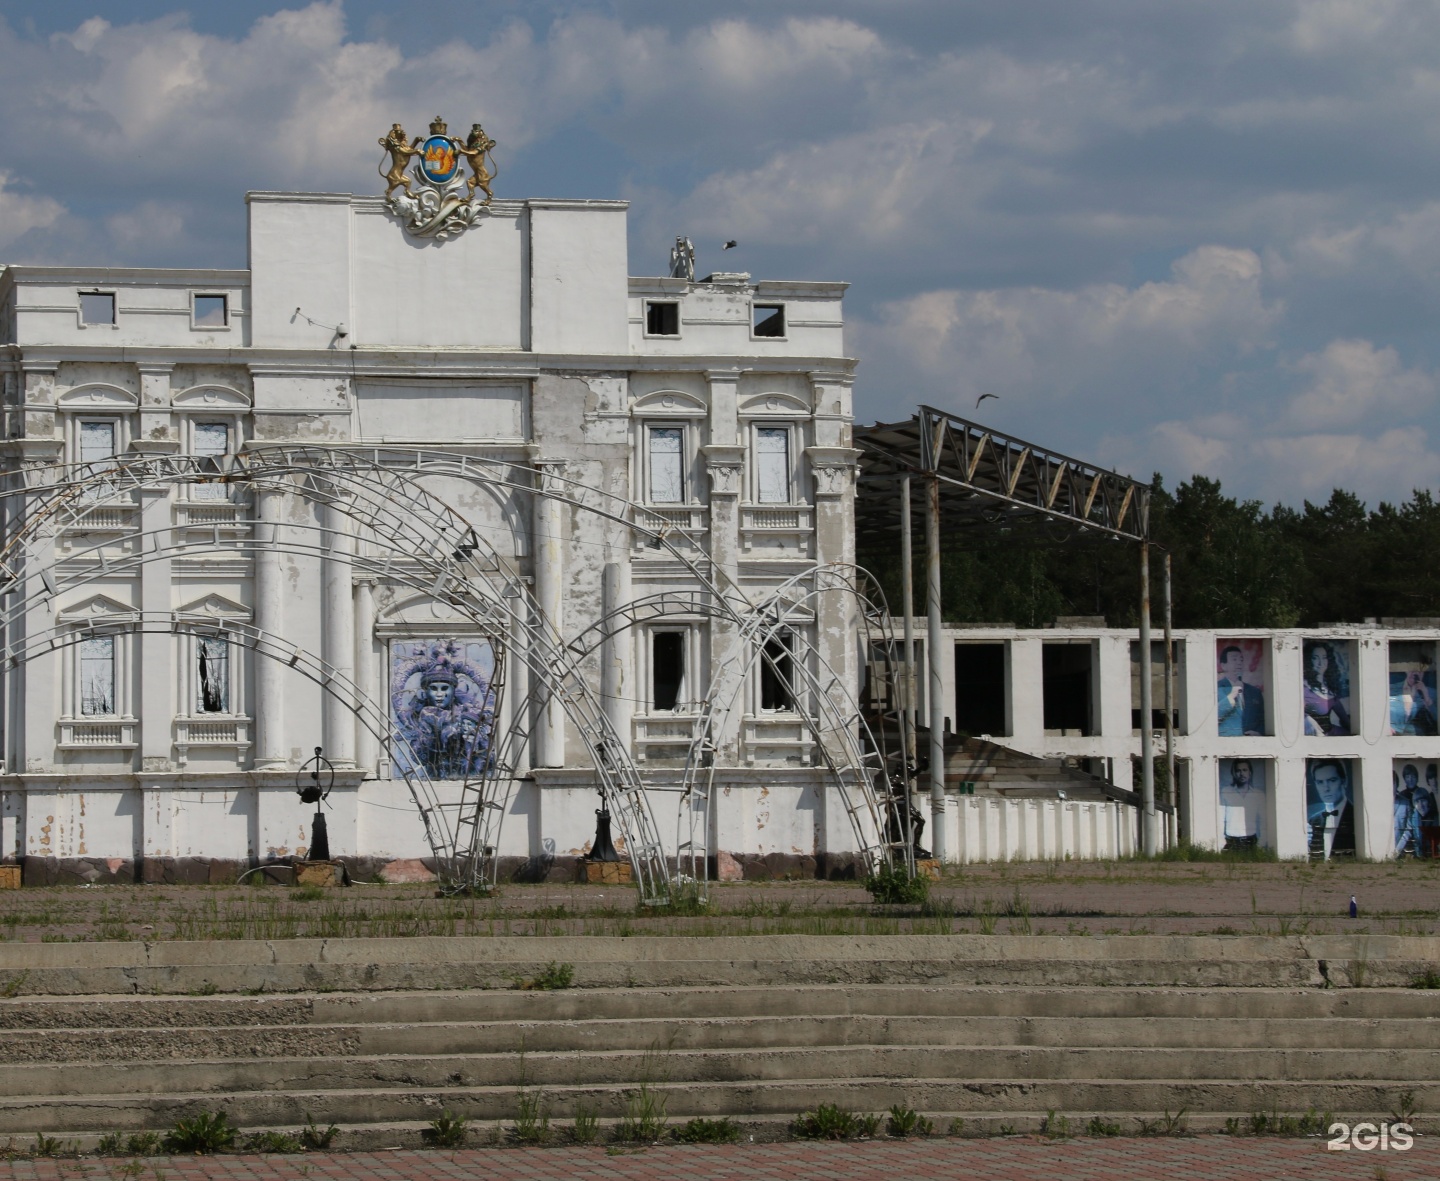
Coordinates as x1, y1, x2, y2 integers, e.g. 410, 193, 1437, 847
723, 239, 738, 250
975, 393, 999, 409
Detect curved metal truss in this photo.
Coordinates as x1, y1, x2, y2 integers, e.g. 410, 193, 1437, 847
0, 445, 909, 899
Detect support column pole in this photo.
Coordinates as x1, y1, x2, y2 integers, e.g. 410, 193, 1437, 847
899, 475, 917, 803
353, 579, 378, 776
532, 459, 565, 768
1163, 551, 1177, 847
925, 472, 948, 863
1139, 540, 1156, 856
322, 498, 356, 767
253, 487, 286, 769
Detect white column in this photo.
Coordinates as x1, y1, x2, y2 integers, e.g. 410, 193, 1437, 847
138, 486, 173, 771
353, 579, 378, 774
252, 487, 287, 768
601, 557, 632, 749
703, 444, 745, 764
322, 498, 355, 766
532, 459, 566, 767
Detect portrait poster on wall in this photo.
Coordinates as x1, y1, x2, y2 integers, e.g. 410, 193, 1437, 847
1218, 758, 1267, 850
1306, 758, 1357, 861
1393, 760, 1440, 859
1302, 640, 1353, 737
389, 639, 497, 780
1389, 642, 1438, 736
1216, 639, 1266, 736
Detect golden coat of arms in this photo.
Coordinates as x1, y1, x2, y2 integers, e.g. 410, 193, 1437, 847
379, 116, 497, 239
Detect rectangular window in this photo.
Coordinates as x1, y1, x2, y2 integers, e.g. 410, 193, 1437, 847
652, 631, 685, 711
760, 631, 795, 712
193, 294, 227, 328
647, 426, 684, 503
755, 426, 791, 503
197, 637, 230, 713
79, 420, 117, 501
752, 303, 785, 338
192, 421, 229, 500
645, 301, 679, 336
79, 292, 115, 326
80, 636, 115, 716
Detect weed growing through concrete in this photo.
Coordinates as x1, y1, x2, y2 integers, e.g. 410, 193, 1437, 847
865, 864, 928, 905
673, 1117, 741, 1143
1409, 967, 1440, 989
1134, 1109, 1188, 1136
569, 1102, 600, 1144
615, 1081, 668, 1142
299, 1115, 338, 1150
162, 1111, 236, 1154
421, 1110, 468, 1148
885, 1105, 933, 1137
242, 1131, 304, 1153
1222, 1108, 1327, 1136
1390, 1089, 1419, 1128
1086, 1116, 1121, 1136
525, 961, 574, 990
1041, 1110, 1071, 1138
513, 1090, 550, 1143
793, 1104, 881, 1140
96, 1132, 162, 1157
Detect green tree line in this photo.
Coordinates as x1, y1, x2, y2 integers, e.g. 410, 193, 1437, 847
859, 477, 1440, 629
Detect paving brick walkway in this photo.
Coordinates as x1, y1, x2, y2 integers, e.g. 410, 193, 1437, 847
3, 1139, 1436, 1181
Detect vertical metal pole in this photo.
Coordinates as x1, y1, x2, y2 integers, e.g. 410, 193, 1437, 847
899, 476, 917, 786
1139, 541, 1156, 856
1163, 551, 1177, 849
926, 473, 948, 863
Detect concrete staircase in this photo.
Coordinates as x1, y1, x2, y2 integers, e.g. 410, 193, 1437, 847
1, 935, 1436, 1147
947, 737, 1119, 801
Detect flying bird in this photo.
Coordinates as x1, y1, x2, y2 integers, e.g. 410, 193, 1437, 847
723, 240, 738, 250
975, 393, 999, 409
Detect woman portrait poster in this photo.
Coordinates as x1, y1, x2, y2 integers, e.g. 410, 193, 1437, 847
1389, 641, 1438, 736
1302, 640, 1353, 737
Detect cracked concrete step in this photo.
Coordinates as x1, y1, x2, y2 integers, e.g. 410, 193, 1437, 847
0, 1078, 1432, 1135
3, 1013, 1437, 1063
5, 1045, 1440, 1100
5, 984, 1436, 1028
2, 934, 1436, 995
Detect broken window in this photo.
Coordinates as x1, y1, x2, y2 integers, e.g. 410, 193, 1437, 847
79, 420, 117, 501
197, 637, 229, 714
80, 636, 115, 716
752, 303, 785, 338
755, 426, 791, 503
79, 292, 115, 326
192, 421, 229, 500
760, 631, 795, 711
645, 301, 679, 336
647, 426, 684, 503
652, 631, 685, 711
193, 294, 227, 328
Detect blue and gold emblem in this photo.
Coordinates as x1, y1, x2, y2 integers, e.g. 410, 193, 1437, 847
378, 115, 498, 239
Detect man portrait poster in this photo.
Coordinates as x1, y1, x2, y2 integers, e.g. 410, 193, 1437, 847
1219, 759, 1266, 850
1389, 641, 1438, 737
1395, 760, 1440, 859
1306, 758, 1356, 861
1216, 640, 1266, 736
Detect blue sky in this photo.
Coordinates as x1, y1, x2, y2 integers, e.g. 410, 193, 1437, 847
3, 1, 1440, 506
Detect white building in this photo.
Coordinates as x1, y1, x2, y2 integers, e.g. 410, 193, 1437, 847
924, 621, 1440, 864
0, 184, 862, 885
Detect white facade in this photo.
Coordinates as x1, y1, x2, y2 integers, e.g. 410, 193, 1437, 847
0, 192, 860, 883
924, 622, 1440, 862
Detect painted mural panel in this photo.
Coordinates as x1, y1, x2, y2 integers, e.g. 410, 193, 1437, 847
1218, 758, 1267, 850
1394, 759, 1440, 859
1302, 639, 1353, 737
1306, 758, 1357, 861
1216, 639, 1266, 736
389, 639, 497, 780
1389, 641, 1437, 736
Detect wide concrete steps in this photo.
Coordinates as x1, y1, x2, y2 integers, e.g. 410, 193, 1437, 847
1, 936, 1436, 1146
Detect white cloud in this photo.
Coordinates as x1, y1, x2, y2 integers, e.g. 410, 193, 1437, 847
0, 173, 63, 249
1285, 339, 1436, 430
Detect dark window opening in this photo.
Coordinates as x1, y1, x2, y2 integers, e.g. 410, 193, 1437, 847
652, 632, 684, 711
760, 633, 794, 711
80, 292, 115, 326
1042, 642, 1093, 736
1130, 639, 1181, 731
954, 642, 1007, 737
194, 294, 228, 328
646, 301, 679, 335
752, 303, 785, 337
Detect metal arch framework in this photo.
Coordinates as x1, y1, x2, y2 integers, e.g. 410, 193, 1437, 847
0, 445, 906, 898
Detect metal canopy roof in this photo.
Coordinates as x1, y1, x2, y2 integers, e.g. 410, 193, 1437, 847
855, 405, 1150, 544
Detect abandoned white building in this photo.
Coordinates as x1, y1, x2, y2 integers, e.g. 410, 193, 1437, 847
0, 168, 876, 887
